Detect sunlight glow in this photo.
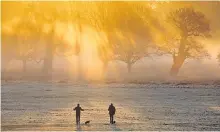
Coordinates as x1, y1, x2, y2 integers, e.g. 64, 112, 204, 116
2, 1, 220, 80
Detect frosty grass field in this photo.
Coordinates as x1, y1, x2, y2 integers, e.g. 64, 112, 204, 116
1, 81, 220, 131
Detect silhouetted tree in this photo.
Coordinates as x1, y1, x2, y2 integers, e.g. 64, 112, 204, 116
9, 7, 41, 73
113, 32, 152, 73
64, 1, 93, 81
39, 10, 59, 78
167, 7, 211, 76
112, 3, 159, 73
2, 29, 17, 72
88, 2, 120, 75
89, 2, 162, 74
8, 2, 50, 75
32, 2, 75, 78
217, 53, 220, 65
2, 21, 41, 73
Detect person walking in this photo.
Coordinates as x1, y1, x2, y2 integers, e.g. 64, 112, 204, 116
73, 104, 84, 125
108, 103, 116, 124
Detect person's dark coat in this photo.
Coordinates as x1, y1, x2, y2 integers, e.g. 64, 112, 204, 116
74, 106, 84, 116
108, 104, 116, 115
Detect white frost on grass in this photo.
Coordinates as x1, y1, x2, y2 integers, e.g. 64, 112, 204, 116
1, 82, 220, 131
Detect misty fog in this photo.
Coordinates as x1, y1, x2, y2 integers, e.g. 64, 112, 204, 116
1, 1, 220, 82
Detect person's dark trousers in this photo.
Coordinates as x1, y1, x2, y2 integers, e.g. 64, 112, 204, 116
76, 114, 80, 124
110, 114, 114, 124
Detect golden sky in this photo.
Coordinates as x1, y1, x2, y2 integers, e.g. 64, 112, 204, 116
1, 1, 220, 56
1, 1, 220, 79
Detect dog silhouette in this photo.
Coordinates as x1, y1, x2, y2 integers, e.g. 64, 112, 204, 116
85, 120, 90, 125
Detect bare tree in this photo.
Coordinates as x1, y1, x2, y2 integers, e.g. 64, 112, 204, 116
88, 2, 120, 75
31, 2, 75, 78
112, 3, 158, 73
167, 7, 211, 76
217, 52, 220, 65
59, 1, 94, 81
8, 2, 41, 73
113, 32, 152, 73
2, 30, 18, 72
88, 2, 159, 74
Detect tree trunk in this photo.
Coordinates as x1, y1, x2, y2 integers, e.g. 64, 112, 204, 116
2, 58, 12, 73
42, 42, 53, 79
170, 35, 187, 76
170, 55, 185, 76
76, 22, 83, 82
102, 61, 108, 78
127, 63, 132, 73
22, 59, 27, 73
77, 54, 83, 81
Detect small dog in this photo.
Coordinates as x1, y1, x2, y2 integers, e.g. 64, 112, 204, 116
85, 120, 90, 125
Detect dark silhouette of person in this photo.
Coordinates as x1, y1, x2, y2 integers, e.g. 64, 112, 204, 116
108, 103, 116, 124
73, 104, 84, 125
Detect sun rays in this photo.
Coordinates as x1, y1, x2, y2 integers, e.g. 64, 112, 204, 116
2, 1, 220, 80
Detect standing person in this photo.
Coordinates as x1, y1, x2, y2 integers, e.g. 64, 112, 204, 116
73, 104, 84, 125
108, 103, 116, 124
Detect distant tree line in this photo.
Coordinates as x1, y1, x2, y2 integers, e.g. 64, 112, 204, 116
2, 1, 217, 79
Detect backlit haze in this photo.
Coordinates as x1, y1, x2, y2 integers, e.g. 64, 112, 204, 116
2, 1, 220, 82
